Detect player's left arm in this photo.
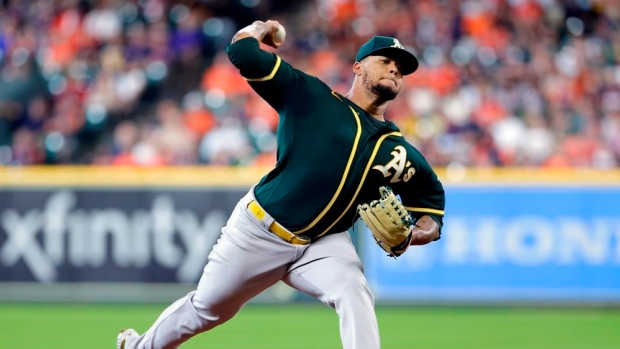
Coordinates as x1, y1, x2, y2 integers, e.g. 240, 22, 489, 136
368, 138, 444, 252
397, 147, 445, 246
409, 215, 440, 245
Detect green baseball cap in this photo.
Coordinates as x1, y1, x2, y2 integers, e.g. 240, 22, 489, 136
355, 36, 419, 75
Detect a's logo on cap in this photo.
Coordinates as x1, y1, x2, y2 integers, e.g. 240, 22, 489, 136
391, 39, 404, 49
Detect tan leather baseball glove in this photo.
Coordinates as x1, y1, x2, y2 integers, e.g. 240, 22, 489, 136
357, 186, 415, 257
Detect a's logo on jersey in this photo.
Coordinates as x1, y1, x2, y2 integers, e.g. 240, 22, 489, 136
391, 39, 404, 49
372, 145, 415, 183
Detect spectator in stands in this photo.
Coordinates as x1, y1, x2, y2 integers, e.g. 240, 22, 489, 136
0, 0, 618, 168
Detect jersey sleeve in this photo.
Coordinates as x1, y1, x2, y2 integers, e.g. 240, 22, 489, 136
402, 154, 445, 233
226, 37, 309, 114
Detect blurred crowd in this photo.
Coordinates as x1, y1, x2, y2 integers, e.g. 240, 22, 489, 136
0, 0, 619, 168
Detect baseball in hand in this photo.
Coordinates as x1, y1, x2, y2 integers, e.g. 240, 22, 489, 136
273, 24, 286, 44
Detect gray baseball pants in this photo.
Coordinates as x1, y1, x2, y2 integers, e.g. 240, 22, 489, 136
124, 188, 380, 349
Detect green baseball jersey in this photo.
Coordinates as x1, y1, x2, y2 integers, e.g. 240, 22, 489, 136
227, 38, 445, 239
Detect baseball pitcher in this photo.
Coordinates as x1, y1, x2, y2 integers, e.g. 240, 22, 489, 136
117, 19, 445, 349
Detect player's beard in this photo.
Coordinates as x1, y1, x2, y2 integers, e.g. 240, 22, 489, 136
362, 72, 399, 102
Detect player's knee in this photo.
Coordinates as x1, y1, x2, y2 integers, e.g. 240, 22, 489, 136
191, 292, 242, 325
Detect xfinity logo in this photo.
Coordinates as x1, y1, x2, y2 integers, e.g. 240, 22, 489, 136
0, 191, 226, 282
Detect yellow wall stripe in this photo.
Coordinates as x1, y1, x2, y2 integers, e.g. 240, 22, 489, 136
439, 167, 620, 185
244, 55, 282, 82
0, 166, 268, 187
406, 207, 445, 216
294, 106, 362, 234
0, 167, 619, 187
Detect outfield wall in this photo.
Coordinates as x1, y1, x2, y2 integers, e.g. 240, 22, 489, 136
364, 185, 620, 303
0, 167, 619, 304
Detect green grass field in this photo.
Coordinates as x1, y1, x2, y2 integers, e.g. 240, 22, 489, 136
2, 303, 619, 349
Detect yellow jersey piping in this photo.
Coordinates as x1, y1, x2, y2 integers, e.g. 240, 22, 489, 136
331, 90, 343, 102
245, 55, 282, 82
316, 131, 403, 238
293, 106, 362, 234
405, 207, 445, 216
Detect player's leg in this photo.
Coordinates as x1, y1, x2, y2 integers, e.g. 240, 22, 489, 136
122, 194, 305, 349
283, 232, 380, 349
